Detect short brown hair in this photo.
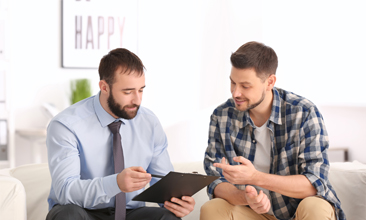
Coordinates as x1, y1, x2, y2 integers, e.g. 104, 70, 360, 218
230, 41, 278, 81
98, 48, 145, 86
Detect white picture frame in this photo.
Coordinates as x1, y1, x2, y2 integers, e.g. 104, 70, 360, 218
61, 0, 138, 68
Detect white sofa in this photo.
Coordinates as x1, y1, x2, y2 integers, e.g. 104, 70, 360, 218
0, 161, 365, 220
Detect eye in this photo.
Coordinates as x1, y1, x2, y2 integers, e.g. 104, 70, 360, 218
124, 91, 132, 95
242, 86, 249, 89
139, 89, 144, 93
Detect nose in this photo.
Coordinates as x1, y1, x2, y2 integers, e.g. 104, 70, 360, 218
131, 90, 142, 105
231, 85, 241, 97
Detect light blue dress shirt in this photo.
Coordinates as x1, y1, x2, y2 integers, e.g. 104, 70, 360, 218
47, 92, 174, 210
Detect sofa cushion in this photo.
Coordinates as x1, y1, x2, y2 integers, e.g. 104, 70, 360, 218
10, 163, 51, 220
5, 162, 207, 220
329, 160, 366, 220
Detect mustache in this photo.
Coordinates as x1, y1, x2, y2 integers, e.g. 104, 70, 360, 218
235, 98, 248, 101
123, 104, 139, 109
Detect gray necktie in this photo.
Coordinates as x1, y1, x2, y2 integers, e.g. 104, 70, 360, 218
108, 121, 126, 220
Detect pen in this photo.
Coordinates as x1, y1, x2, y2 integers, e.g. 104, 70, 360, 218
151, 174, 165, 178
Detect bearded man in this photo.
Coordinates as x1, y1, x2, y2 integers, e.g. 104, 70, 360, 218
46, 48, 195, 220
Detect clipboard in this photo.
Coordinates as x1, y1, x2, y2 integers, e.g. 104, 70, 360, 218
132, 171, 219, 203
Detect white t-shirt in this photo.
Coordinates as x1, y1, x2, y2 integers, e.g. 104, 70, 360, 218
252, 121, 274, 215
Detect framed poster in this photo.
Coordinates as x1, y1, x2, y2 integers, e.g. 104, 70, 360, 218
62, 0, 138, 68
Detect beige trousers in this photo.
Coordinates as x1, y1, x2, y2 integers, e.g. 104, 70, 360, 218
200, 196, 336, 220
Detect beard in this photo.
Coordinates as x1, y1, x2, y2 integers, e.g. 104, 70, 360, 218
237, 90, 266, 112
247, 90, 265, 110
107, 91, 140, 120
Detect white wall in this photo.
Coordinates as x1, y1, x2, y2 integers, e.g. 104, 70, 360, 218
4, 0, 366, 166
318, 106, 366, 164
261, 1, 366, 163
7, 0, 100, 166
262, 1, 366, 107
138, 0, 263, 162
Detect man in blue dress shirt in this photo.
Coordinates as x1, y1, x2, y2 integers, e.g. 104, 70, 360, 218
46, 48, 195, 219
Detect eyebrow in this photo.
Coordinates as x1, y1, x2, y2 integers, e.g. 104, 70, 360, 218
229, 77, 251, 85
122, 85, 146, 91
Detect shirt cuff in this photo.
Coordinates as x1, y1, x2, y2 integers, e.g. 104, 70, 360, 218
102, 174, 122, 198
207, 177, 228, 200
303, 173, 326, 196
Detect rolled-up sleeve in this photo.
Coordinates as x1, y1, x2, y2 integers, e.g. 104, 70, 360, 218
298, 107, 330, 196
204, 112, 229, 199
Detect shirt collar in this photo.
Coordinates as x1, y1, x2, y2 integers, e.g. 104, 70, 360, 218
94, 92, 123, 127
269, 87, 282, 125
241, 87, 282, 128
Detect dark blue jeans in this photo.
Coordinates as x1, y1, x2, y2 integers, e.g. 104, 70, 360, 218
46, 204, 181, 220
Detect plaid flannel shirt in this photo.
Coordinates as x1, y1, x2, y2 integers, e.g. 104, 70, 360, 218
204, 87, 346, 220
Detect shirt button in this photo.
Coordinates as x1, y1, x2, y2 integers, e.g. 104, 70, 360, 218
252, 140, 256, 143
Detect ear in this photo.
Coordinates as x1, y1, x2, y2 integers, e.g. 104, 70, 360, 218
266, 75, 276, 91
99, 80, 110, 95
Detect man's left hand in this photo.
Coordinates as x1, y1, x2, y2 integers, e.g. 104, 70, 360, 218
244, 185, 271, 214
213, 156, 258, 185
164, 196, 195, 218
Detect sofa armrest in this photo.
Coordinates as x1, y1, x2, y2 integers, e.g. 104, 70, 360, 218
0, 175, 27, 220
9, 163, 51, 220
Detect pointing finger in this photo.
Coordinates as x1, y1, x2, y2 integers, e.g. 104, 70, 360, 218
213, 162, 235, 172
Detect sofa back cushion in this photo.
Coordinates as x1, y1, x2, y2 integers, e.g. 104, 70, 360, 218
329, 161, 366, 220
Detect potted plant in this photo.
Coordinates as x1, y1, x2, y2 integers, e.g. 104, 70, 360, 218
70, 78, 92, 105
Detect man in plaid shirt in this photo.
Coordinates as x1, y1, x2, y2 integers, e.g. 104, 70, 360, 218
200, 41, 345, 220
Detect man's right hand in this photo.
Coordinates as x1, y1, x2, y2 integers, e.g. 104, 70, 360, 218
116, 166, 152, 193
244, 185, 271, 214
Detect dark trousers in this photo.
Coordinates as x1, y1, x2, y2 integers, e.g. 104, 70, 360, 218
46, 204, 181, 220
